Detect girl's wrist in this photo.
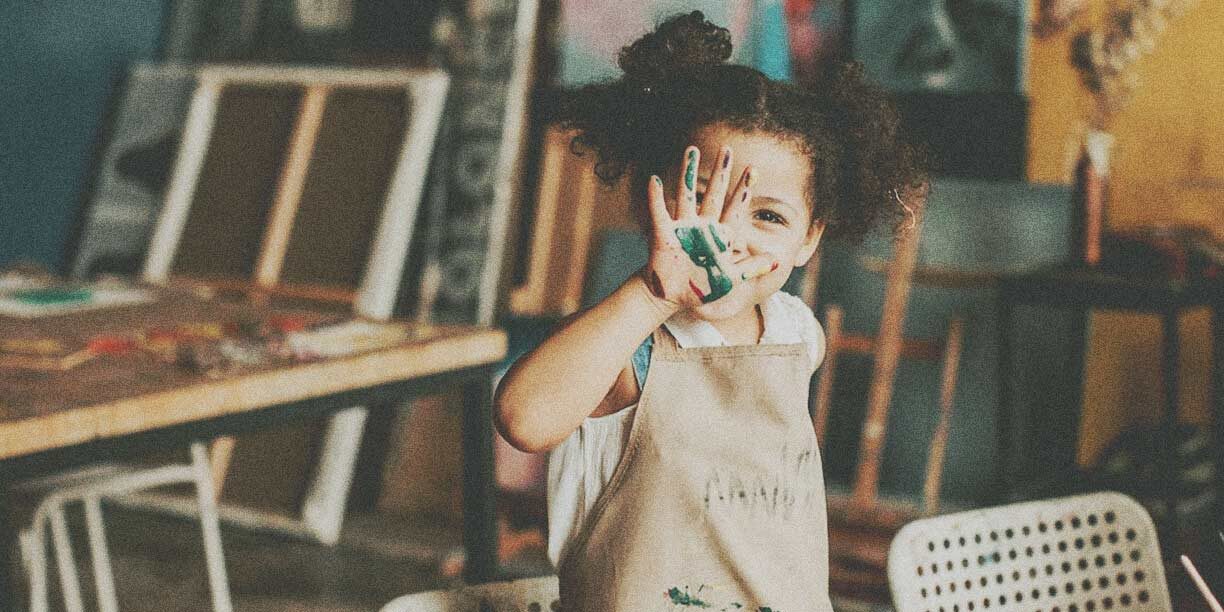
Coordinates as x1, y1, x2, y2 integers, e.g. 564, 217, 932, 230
626, 271, 681, 322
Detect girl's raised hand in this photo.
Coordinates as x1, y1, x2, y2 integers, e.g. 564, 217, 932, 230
641, 145, 776, 311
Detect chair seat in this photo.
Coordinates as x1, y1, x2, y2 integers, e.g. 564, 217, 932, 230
887, 492, 1172, 612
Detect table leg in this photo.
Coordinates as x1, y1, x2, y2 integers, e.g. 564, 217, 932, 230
994, 290, 1014, 504
461, 370, 498, 583
1159, 309, 1181, 551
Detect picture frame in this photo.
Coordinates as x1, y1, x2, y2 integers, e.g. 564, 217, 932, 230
132, 64, 449, 544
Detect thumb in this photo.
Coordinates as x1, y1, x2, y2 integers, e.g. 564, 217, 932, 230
736, 255, 779, 281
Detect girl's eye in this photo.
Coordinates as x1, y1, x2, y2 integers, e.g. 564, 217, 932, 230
753, 209, 787, 225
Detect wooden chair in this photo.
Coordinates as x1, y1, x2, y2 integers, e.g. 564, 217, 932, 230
812, 192, 968, 600
380, 575, 559, 612
887, 492, 1172, 612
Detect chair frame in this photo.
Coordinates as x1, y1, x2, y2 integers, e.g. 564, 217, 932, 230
17, 442, 231, 612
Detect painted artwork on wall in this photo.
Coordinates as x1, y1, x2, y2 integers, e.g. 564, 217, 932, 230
852, 0, 1028, 94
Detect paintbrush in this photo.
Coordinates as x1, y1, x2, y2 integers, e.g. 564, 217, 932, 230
1182, 555, 1224, 612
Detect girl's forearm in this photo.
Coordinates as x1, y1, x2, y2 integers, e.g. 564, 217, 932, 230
495, 273, 677, 452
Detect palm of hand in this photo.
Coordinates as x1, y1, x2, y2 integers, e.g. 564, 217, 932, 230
642, 146, 773, 311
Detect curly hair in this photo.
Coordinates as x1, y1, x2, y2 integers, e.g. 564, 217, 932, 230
548, 10, 928, 241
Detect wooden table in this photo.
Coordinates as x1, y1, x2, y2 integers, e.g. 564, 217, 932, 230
0, 290, 508, 607
996, 263, 1223, 550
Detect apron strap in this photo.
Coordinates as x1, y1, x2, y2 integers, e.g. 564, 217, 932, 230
650, 325, 682, 357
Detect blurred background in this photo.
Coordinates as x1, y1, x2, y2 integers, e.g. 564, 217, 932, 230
1, 0, 1221, 610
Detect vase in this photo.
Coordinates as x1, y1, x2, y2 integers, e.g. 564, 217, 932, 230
1071, 130, 1115, 266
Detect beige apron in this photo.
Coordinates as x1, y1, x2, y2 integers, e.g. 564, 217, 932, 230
559, 327, 833, 612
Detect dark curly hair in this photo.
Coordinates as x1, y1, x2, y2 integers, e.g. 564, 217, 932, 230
549, 10, 928, 241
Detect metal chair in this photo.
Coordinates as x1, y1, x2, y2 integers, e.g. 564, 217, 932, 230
16, 442, 231, 612
379, 575, 559, 612
887, 491, 1172, 612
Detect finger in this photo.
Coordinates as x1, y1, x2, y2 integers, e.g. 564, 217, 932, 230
676, 146, 700, 219
737, 254, 779, 281
699, 145, 733, 220
721, 165, 753, 225
646, 175, 673, 235
700, 222, 731, 255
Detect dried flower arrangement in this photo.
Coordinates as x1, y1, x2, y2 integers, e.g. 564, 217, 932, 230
1035, 0, 1200, 129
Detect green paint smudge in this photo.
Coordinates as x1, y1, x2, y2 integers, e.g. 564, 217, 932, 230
685, 150, 698, 191
13, 288, 93, 305
667, 586, 711, 608
674, 226, 732, 303
708, 224, 727, 252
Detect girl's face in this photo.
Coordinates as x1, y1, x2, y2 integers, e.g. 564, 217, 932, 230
662, 123, 825, 321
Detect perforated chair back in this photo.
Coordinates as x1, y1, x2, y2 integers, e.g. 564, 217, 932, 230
380, 575, 560, 612
887, 492, 1171, 612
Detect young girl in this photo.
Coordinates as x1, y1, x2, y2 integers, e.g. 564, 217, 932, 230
496, 11, 925, 611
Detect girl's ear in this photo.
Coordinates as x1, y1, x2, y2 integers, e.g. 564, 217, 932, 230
793, 221, 825, 267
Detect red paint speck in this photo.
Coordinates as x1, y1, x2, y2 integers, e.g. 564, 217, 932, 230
688, 280, 705, 300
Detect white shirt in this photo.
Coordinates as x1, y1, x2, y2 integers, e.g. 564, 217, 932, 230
545, 291, 825, 566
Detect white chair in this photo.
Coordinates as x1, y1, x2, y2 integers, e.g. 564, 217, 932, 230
380, 575, 560, 612
15, 442, 231, 612
887, 491, 1172, 612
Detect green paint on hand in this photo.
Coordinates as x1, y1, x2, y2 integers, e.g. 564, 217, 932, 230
708, 224, 727, 252
12, 288, 93, 305
674, 226, 732, 303
685, 150, 698, 191
667, 586, 711, 608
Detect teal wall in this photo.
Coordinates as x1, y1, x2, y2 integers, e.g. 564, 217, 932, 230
0, 1, 166, 271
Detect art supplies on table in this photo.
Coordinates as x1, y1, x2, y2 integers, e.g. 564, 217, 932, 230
0, 338, 96, 371
284, 319, 413, 360
0, 282, 153, 318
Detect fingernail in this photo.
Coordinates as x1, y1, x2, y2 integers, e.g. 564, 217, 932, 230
652, 175, 662, 186
745, 168, 754, 188
722, 149, 731, 169
741, 190, 748, 202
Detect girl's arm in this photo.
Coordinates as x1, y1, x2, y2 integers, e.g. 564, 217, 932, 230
494, 273, 677, 452
496, 145, 771, 452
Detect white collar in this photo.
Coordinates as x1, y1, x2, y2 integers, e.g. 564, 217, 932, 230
663, 292, 792, 348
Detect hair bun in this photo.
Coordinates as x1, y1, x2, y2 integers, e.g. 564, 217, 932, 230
618, 11, 732, 86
